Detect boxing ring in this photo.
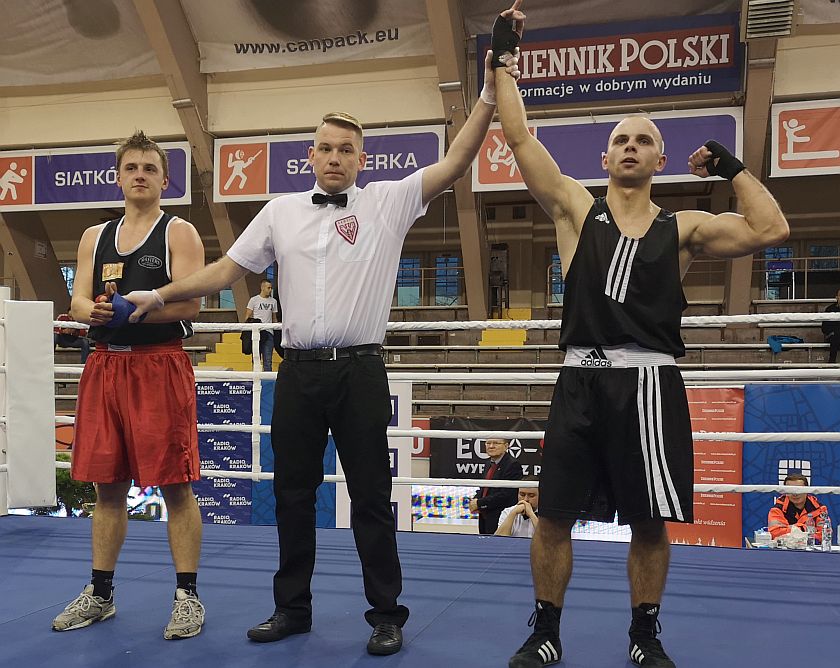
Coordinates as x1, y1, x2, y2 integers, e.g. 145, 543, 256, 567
2, 295, 840, 667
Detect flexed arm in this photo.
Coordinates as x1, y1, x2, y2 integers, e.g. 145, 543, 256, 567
680, 142, 789, 260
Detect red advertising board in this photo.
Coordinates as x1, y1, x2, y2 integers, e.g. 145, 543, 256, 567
771, 100, 840, 177
667, 387, 744, 548
411, 417, 430, 458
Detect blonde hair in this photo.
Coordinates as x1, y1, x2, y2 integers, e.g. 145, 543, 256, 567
116, 130, 169, 179
318, 112, 364, 149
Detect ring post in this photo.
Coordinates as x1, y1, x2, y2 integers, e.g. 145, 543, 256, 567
4, 298, 56, 509
0, 286, 9, 516
251, 326, 262, 477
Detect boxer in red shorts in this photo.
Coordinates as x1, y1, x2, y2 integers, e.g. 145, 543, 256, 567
51, 131, 207, 640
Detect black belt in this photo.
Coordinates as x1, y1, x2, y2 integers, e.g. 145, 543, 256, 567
282, 344, 382, 361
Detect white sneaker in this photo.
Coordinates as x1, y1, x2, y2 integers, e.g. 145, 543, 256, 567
52, 584, 116, 631
163, 588, 205, 640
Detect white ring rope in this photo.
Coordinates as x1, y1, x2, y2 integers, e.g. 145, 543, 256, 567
42, 460, 840, 496
49, 311, 840, 335
36, 462, 840, 497
53, 366, 840, 384
43, 416, 840, 443
36, 314, 840, 516
382, 312, 840, 331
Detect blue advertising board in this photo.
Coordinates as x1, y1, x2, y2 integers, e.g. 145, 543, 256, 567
742, 384, 840, 538
476, 14, 743, 106
473, 108, 742, 191
0, 142, 190, 211
214, 126, 444, 203
195, 381, 254, 525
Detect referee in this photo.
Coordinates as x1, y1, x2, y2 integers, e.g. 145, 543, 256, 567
126, 49, 518, 655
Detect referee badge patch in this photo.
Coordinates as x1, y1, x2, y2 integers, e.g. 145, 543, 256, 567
335, 216, 358, 245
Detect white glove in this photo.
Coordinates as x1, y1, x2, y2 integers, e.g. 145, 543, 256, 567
125, 289, 164, 323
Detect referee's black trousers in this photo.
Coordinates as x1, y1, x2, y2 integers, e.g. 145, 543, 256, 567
270, 353, 409, 627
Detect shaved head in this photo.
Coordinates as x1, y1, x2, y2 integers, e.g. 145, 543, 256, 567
608, 116, 664, 154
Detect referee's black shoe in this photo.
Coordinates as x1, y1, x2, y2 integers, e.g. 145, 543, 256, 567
246, 611, 311, 642
628, 604, 676, 667
366, 623, 402, 655
508, 601, 562, 667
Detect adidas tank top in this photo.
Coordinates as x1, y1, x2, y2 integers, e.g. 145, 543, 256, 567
558, 197, 686, 357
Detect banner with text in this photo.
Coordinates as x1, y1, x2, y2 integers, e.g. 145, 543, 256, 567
473, 108, 742, 191
429, 417, 544, 480
477, 14, 743, 106
0, 143, 191, 212
194, 381, 253, 525
181, 0, 433, 73
668, 387, 744, 548
214, 127, 443, 203
770, 99, 840, 178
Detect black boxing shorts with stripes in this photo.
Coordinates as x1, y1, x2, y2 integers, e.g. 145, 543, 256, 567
539, 344, 694, 525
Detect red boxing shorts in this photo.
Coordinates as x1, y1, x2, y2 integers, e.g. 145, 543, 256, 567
71, 340, 199, 487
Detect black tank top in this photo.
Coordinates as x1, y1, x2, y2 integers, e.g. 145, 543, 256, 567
89, 212, 193, 345
558, 197, 686, 357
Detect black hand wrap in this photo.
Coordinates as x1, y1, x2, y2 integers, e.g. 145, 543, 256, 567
491, 14, 520, 69
704, 140, 745, 181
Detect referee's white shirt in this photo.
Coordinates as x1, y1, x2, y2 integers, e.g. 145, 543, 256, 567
227, 168, 428, 349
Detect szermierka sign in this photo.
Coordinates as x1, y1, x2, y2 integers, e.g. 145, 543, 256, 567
477, 13, 743, 106
213, 126, 444, 203
0, 143, 191, 212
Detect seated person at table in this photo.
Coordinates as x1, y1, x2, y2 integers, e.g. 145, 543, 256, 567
768, 473, 829, 542
496, 477, 540, 538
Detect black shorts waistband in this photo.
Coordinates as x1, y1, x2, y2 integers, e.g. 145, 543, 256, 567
282, 344, 382, 361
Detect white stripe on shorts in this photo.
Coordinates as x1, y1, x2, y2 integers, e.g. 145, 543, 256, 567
637, 367, 683, 520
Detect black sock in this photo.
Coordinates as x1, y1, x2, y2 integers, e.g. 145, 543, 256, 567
534, 599, 561, 636
176, 572, 198, 596
90, 569, 114, 599
536, 599, 561, 613
630, 602, 660, 635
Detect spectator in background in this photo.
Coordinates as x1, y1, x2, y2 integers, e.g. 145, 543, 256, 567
821, 288, 840, 363
244, 279, 278, 371
54, 305, 90, 363
496, 477, 540, 538
768, 473, 830, 542
469, 438, 522, 534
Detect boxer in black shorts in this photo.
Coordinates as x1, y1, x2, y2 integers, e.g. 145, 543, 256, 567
489, 5, 789, 666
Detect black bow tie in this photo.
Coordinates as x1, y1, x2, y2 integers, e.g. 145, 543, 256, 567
312, 192, 348, 207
